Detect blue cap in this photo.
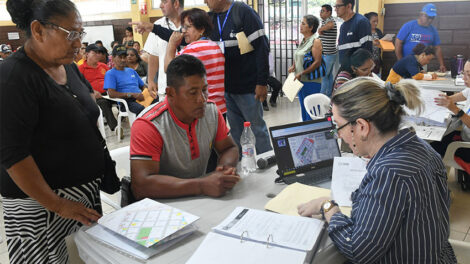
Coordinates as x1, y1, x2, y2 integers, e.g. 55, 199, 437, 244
422, 3, 437, 17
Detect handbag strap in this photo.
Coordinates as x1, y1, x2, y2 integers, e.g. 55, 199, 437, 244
60, 83, 108, 148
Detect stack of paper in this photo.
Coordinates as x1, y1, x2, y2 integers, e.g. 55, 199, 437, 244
404, 89, 451, 127
187, 207, 325, 264
82, 198, 199, 262
403, 89, 452, 141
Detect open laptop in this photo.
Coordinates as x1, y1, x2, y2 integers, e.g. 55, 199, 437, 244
269, 118, 341, 186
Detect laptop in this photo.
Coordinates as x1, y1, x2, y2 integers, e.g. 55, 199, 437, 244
269, 118, 341, 186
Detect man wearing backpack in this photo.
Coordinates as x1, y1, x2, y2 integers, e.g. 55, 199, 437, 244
205, 0, 272, 154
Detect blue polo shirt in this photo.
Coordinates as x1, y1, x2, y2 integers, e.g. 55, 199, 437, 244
397, 20, 441, 58
103, 67, 144, 93
392, 54, 422, 79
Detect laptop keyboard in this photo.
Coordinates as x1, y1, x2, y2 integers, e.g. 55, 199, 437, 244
282, 167, 333, 186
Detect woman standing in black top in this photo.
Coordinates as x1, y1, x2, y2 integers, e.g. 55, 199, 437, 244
1, 0, 103, 263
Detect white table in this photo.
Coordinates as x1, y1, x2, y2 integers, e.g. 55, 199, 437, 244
73, 152, 346, 264
417, 79, 465, 92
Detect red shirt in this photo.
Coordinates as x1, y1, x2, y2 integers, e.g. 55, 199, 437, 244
78, 61, 109, 94
130, 98, 229, 162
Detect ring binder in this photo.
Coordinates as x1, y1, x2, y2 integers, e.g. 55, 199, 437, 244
266, 234, 273, 248
240, 231, 249, 243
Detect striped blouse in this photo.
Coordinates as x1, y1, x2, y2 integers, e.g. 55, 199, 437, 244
178, 39, 226, 114
328, 128, 456, 263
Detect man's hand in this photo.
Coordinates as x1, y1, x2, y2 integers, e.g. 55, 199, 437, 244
254, 85, 268, 102
129, 21, 154, 34
200, 169, 240, 197
439, 65, 447, 73
297, 196, 329, 217
134, 93, 145, 101
52, 197, 101, 226
148, 81, 158, 99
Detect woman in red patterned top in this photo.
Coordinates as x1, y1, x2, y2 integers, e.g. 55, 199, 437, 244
164, 8, 226, 115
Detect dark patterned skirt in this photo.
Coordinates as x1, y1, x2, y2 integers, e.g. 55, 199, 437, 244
2, 178, 102, 264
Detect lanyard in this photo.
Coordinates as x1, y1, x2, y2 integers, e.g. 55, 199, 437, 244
217, 3, 234, 42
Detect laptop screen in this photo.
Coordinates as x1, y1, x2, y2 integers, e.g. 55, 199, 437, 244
269, 118, 341, 176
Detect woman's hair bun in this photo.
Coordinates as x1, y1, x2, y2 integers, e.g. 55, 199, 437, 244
7, 0, 35, 30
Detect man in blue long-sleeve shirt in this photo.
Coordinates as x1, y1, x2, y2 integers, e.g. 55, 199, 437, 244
335, 0, 372, 66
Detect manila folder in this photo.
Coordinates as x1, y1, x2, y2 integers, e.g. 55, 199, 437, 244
265, 182, 352, 217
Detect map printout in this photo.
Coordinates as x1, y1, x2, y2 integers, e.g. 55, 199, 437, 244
98, 198, 199, 247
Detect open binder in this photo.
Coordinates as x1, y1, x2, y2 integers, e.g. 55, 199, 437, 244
187, 207, 325, 264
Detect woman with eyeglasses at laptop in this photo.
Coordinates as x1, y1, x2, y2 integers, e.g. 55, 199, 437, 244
1, 0, 104, 263
297, 78, 456, 263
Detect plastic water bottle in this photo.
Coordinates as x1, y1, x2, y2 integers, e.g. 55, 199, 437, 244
241, 121, 256, 177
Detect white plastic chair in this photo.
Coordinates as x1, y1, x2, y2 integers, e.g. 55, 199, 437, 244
100, 146, 130, 210
97, 108, 106, 138
304, 93, 331, 120
103, 95, 136, 141
442, 141, 470, 176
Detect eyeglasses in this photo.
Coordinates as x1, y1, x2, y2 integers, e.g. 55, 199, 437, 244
181, 24, 193, 31
40, 21, 86, 41
334, 4, 346, 8
330, 121, 352, 138
355, 63, 376, 73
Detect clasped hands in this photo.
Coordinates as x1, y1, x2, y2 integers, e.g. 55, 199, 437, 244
200, 165, 241, 197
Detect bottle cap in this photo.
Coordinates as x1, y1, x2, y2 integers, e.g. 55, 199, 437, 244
244, 121, 251, 127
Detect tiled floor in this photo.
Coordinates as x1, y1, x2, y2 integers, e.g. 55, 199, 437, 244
0, 96, 469, 263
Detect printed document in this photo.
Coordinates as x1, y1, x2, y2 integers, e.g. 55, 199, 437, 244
282, 73, 304, 102
213, 207, 323, 251
331, 157, 367, 207
96, 198, 199, 247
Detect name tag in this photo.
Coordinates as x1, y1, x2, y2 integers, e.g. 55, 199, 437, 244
217, 41, 225, 54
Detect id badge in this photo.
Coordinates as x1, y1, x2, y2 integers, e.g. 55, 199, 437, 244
217, 41, 225, 54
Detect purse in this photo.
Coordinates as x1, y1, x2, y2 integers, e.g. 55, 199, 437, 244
97, 134, 121, 194
303, 51, 326, 80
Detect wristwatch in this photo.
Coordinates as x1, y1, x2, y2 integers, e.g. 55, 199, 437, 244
320, 200, 338, 220
127, 93, 132, 98
454, 109, 465, 118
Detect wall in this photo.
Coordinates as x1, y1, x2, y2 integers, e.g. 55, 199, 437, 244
0, 26, 26, 50
382, 1, 470, 76
83, 19, 131, 47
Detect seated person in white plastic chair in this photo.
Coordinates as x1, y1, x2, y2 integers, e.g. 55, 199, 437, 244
130, 55, 240, 199
104, 44, 155, 115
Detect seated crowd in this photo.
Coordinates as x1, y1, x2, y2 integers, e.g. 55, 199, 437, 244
1, 0, 468, 263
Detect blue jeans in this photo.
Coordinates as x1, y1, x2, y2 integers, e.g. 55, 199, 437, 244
225, 92, 273, 155
120, 99, 145, 115
320, 53, 337, 97
299, 82, 321, 121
